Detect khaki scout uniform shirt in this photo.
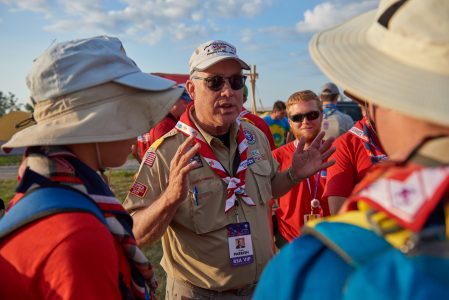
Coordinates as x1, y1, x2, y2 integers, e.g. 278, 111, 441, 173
124, 110, 279, 291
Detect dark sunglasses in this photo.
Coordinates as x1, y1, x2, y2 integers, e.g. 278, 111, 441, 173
191, 75, 247, 92
290, 111, 321, 123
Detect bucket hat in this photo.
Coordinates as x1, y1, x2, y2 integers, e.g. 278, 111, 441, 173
2, 36, 182, 150
309, 0, 449, 127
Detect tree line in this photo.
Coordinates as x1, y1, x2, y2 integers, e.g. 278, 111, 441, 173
0, 92, 33, 116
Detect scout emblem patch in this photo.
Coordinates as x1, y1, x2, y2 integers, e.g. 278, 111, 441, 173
243, 129, 256, 145
129, 182, 148, 198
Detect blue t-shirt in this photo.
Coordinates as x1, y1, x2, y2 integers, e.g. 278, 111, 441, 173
263, 115, 290, 148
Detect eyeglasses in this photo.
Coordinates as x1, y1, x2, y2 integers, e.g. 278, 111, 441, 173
191, 75, 247, 92
289, 111, 321, 123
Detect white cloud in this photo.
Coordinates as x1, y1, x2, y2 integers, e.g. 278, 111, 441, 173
171, 23, 208, 41
240, 28, 253, 44
1, 0, 273, 45
1, 0, 51, 14
296, 0, 377, 33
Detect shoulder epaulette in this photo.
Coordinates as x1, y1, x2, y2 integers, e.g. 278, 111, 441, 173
240, 117, 255, 125
149, 129, 178, 150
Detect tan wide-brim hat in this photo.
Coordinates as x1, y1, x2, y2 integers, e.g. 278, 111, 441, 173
2, 83, 182, 150
309, 0, 449, 127
0, 111, 33, 141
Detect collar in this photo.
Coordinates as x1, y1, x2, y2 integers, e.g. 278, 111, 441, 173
189, 105, 239, 147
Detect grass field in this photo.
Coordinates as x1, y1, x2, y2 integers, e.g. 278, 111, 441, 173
0, 155, 22, 166
0, 168, 167, 299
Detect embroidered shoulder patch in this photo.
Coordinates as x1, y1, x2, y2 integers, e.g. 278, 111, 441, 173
244, 129, 256, 145
143, 151, 156, 167
129, 182, 148, 198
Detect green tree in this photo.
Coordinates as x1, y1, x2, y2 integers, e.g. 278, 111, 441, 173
0, 92, 22, 116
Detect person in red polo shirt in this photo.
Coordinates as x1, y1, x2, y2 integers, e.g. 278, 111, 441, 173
133, 87, 192, 162
272, 90, 330, 248
323, 100, 387, 214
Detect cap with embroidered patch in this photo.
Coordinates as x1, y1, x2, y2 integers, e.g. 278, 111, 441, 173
189, 40, 250, 74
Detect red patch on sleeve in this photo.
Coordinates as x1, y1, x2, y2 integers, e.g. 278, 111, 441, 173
129, 182, 148, 198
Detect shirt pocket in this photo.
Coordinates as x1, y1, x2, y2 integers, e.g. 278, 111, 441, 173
248, 160, 273, 204
189, 177, 232, 235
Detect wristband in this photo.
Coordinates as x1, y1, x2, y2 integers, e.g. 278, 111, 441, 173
287, 167, 301, 184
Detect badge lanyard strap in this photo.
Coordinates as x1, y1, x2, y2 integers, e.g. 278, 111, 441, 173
294, 139, 322, 212
306, 172, 321, 212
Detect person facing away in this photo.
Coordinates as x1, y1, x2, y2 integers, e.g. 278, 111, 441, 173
240, 85, 276, 150
132, 87, 192, 163
0, 36, 183, 299
324, 100, 387, 215
272, 90, 330, 248
255, 0, 449, 299
123, 39, 335, 300
263, 100, 290, 148
320, 82, 354, 140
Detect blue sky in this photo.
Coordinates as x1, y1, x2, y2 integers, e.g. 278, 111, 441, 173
0, 0, 377, 110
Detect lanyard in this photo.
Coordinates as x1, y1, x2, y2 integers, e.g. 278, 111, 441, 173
293, 139, 322, 209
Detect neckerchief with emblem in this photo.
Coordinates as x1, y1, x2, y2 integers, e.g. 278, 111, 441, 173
176, 103, 255, 212
348, 116, 387, 164
344, 153, 449, 233
8, 146, 158, 300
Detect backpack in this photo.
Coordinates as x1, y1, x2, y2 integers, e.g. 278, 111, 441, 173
0, 186, 106, 239
303, 207, 449, 300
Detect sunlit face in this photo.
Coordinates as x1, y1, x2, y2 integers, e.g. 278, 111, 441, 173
273, 109, 287, 120
99, 138, 136, 168
288, 101, 322, 144
186, 60, 244, 135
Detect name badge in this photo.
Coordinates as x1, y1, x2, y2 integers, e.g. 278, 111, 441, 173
226, 222, 254, 267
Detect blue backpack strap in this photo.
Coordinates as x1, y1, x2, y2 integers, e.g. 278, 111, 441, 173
303, 217, 392, 267
0, 186, 107, 239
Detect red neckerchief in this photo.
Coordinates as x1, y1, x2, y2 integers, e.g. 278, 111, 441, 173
175, 103, 255, 212
344, 160, 449, 232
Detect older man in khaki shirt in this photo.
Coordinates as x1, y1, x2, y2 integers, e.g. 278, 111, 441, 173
124, 40, 335, 300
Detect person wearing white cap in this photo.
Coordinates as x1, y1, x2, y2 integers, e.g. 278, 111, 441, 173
0, 36, 183, 300
320, 82, 354, 140
123, 39, 335, 299
254, 0, 449, 299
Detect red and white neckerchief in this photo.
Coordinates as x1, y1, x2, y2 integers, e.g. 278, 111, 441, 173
176, 104, 256, 212
346, 162, 449, 232
239, 109, 250, 118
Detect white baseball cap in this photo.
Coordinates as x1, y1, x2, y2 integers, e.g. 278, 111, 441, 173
189, 40, 250, 74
